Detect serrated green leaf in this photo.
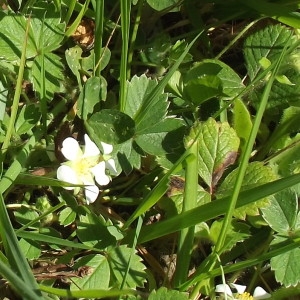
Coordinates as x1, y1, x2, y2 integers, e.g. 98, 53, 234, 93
244, 24, 300, 114
262, 189, 298, 235
107, 245, 147, 289
218, 162, 278, 219
114, 140, 142, 174
70, 254, 110, 291
77, 77, 106, 120
271, 235, 300, 287
125, 75, 169, 133
244, 24, 293, 80
210, 219, 250, 252
19, 238, 41, 260
0, 11, 36, 61
76, 212, 116, 249
0, 3, 64, 62
32, 53, 64, 99
87, 109, 135, 144
186, 118, 240, 192
58, 207, 76, 227
148, 287, 189, 300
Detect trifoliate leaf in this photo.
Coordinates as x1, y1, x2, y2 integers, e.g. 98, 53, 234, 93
185, 118, 240, 193
107, 245, 147, 289
218, 162, 278, 219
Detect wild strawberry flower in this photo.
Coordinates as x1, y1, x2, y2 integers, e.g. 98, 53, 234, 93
215, 283, 271, 300
57, 134, 117, 204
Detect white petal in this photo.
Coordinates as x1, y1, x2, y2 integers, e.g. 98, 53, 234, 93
83, 134, 100, 157
253, 287, 271, 299
105, 158, 118, 175
100, 141, 113, 155
61, 137, 82, 161
83, 181, 99, 204
230, 283, 247, 294
215, 284, 233, 296
90, 162, 111, 186
57, 165, 80, 190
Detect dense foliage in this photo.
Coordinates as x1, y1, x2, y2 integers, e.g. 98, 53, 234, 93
1, 0, 300, 299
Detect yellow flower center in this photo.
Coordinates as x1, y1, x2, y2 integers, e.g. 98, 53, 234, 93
237, 292, 254, 300
72, 155, 101, 176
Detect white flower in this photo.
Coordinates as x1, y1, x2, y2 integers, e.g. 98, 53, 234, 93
57, 134, 117, 204
215, 283, 271, 299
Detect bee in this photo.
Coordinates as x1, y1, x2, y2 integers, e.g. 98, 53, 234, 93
72, 18, 95, 50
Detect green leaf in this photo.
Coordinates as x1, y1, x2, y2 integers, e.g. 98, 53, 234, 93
233, 98, 252, 154
77, 77, 106, 120
244, 24, 300, 114
87, 109, 135, 144
262, 189, 298, 235
271, 235, 300, 287
14, 206, 40, 228
58, 207, 76, 227
70, 254, 110, 291
135, 117, 186, 155
15, 104, 40, 135
185, 118, 240, 192
146, 0, 181, 11
19, 238, 41, 260
107, 245, 147, 289
32, 53, 64, 99
0, 3, 64, 62
76, 212, 117, 249
218, 162, 278, 219
244, 24, 293, 80
183, 59, 244, 105
148, 287, 189, 300
125, 75, 169, 134
184, 62, 223, 105
210, 219, 250, 252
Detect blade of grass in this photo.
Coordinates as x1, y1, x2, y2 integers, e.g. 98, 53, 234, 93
180, 236, 300, 291
93, 0, 104, 77
39, 285, 135, 298
0, 260, 43, 300
123, 172, 300, 244
0, 194, 43, 299
173, 140, 198, 287
213, 31, 292, 258
65, 0, 91, 37
119, 0, 131, 111
123, 150, 193, 229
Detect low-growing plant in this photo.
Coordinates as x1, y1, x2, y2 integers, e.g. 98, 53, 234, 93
1, 0, 300, 299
